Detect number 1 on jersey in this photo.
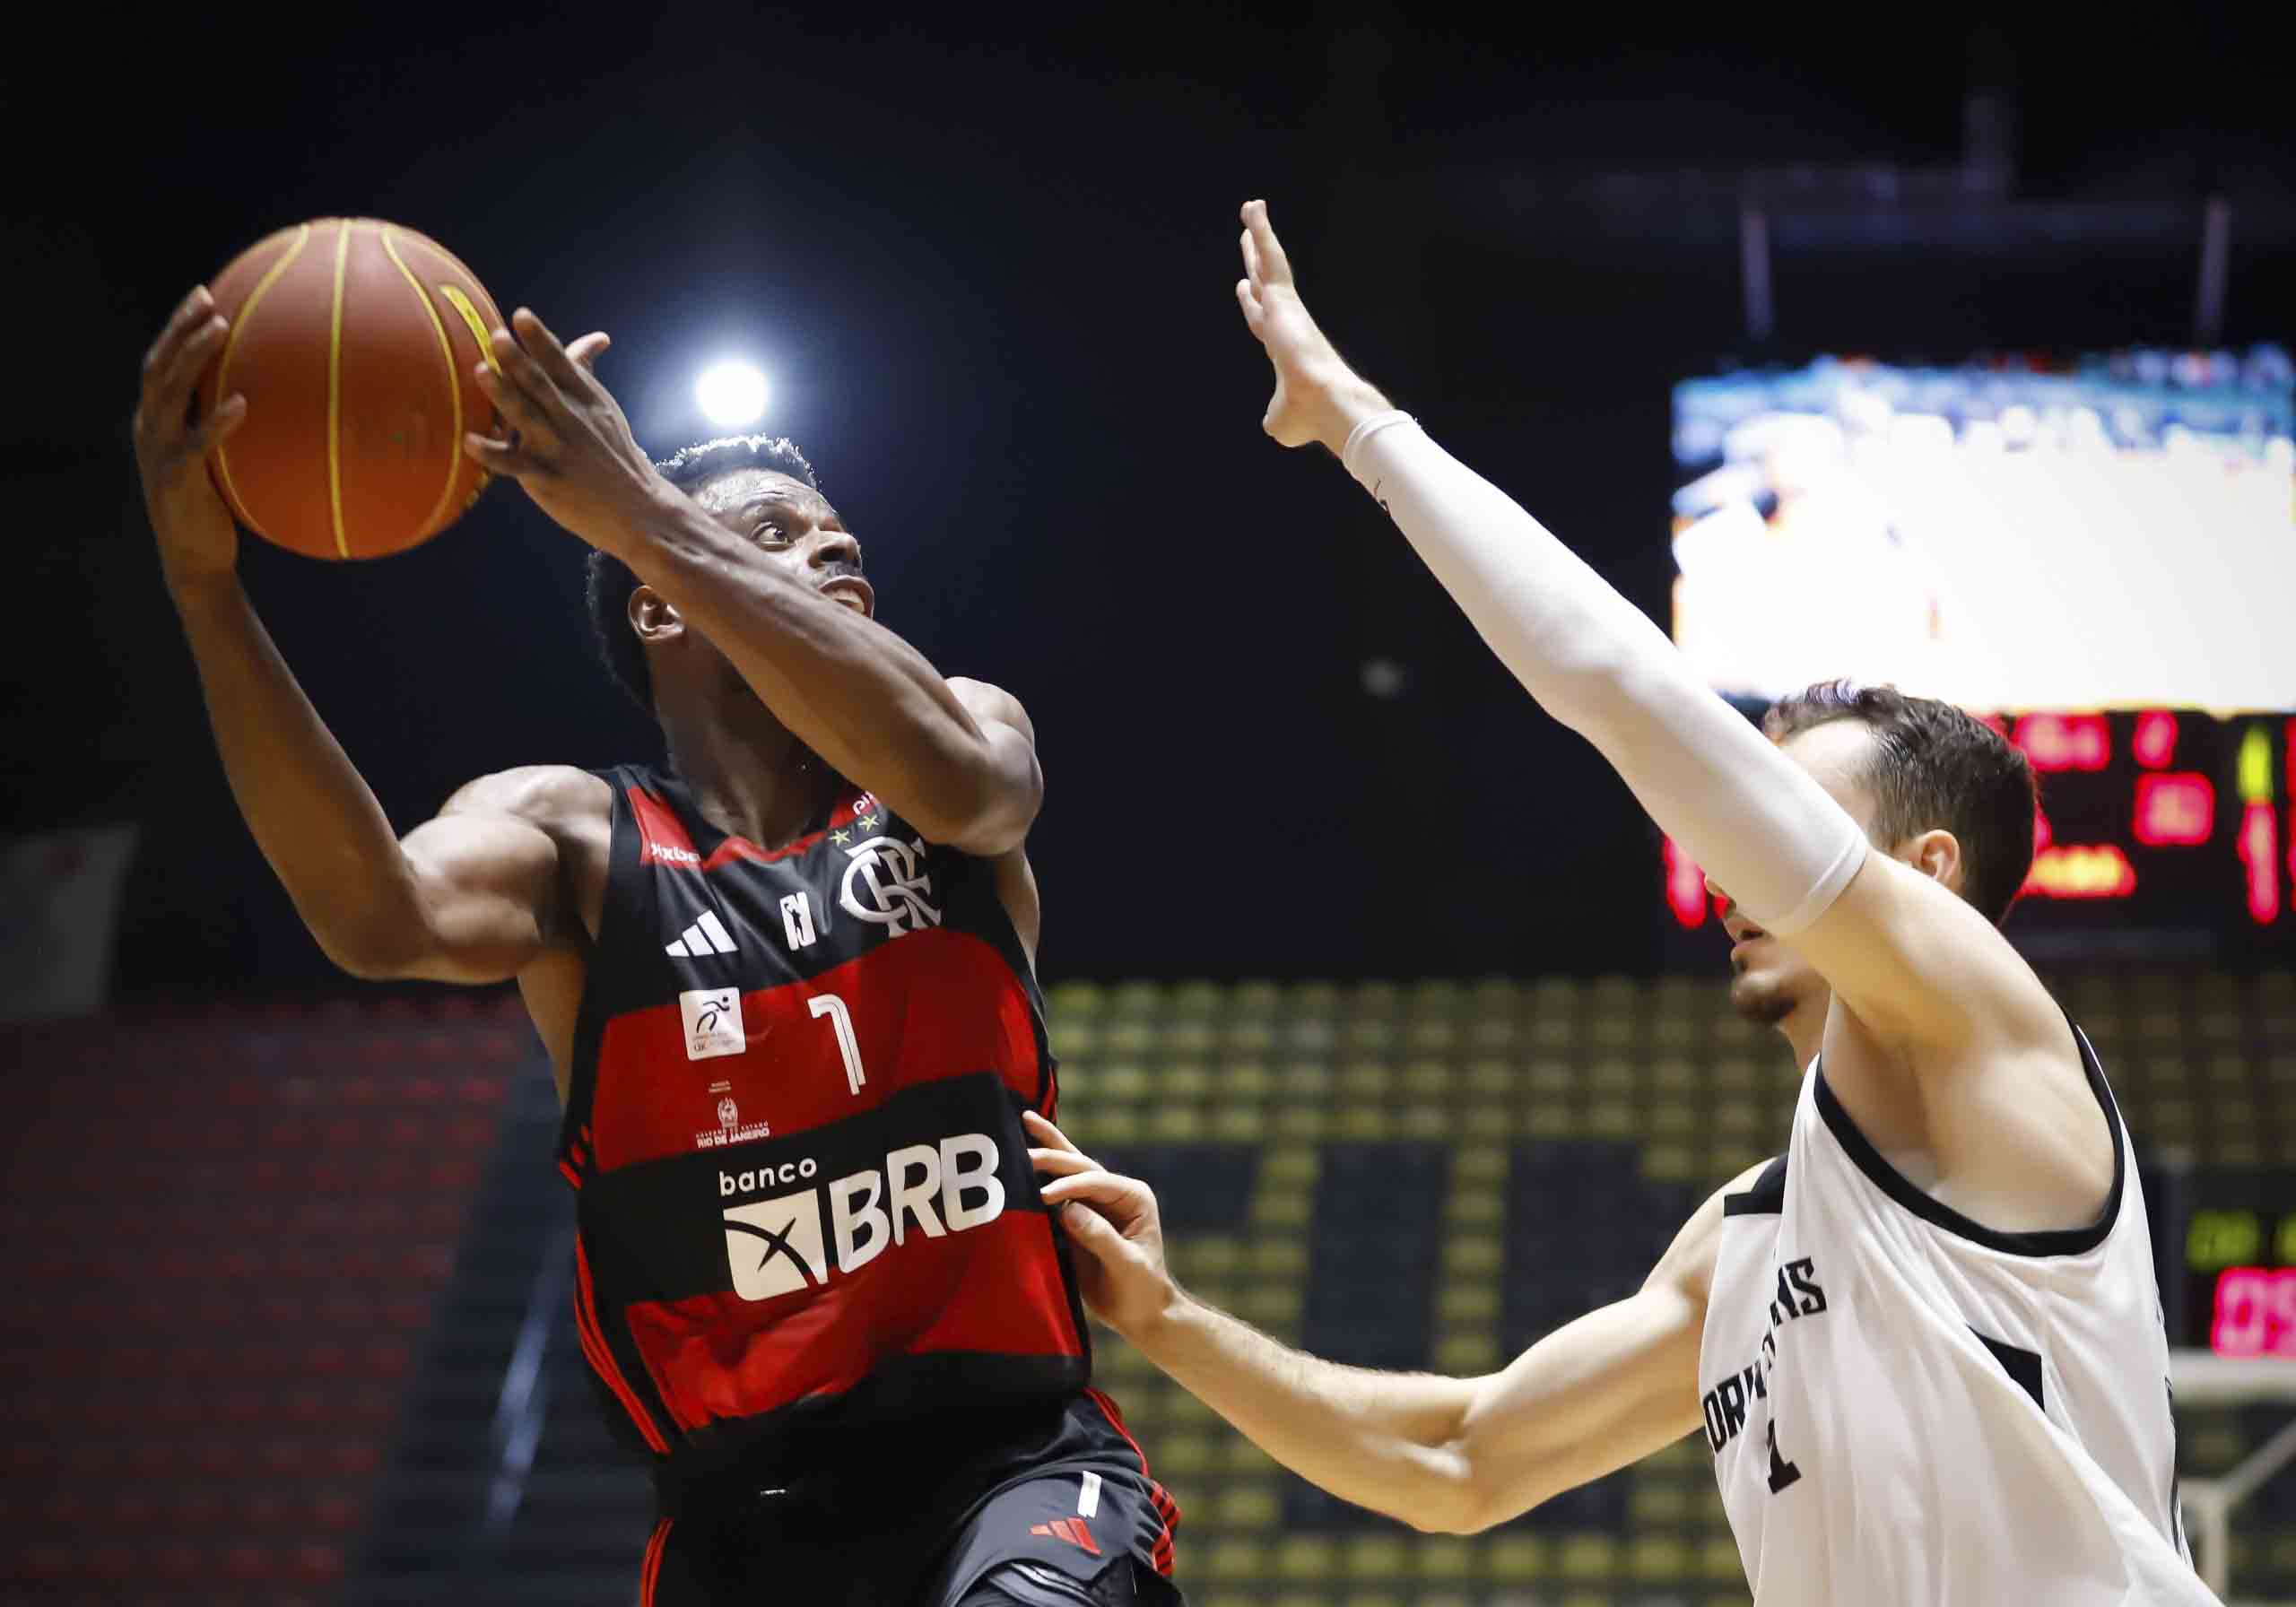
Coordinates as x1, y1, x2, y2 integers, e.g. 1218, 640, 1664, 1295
808, 993, 866, 1094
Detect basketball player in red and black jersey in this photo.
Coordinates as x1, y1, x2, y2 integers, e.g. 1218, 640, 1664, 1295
134, 289, 1180, 1606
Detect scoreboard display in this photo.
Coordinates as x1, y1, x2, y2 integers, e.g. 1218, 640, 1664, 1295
2173, 1169, 2296, 1359
1662, 708, 2295, 957
1658, 346, 2295, 960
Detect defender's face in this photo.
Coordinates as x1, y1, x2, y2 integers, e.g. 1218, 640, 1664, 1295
691, 468, 874, 620
1707, 722, 1878, 1031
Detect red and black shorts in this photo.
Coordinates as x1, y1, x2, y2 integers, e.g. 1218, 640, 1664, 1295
637, 1390, 1181, 1607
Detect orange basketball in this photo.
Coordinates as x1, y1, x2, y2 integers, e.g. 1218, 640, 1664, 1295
196, 219, 507, 560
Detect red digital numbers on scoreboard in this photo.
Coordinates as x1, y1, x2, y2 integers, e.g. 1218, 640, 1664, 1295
2134, 774, 2215, 846
2212, 1267, 2296, 1359
2012, 713, 2112, 772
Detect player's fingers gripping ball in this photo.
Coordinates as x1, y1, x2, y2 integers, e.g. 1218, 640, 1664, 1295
196, 218, 508, 560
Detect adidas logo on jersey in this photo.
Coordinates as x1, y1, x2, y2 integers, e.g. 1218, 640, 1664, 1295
720, 1134, 1006, 1300
666, 910, 738, 958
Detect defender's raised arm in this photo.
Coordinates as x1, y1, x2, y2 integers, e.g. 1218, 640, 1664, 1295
1231, 199, 2070, 1071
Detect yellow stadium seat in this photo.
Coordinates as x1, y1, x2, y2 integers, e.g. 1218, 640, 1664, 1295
1215, 1483, 1280, 1530
1274, 1535, 1338, 1579
1643, 1142, 1698, 1182
1335, 1107, 1396, 1139
1110, 980, 1165, 1017
1223, 1060, 1274, 1099
1438, 1285, 1499, 1324
1402, 1060, 1453, 1099
1447, 1186, 1504, 1225
1341, 1534, 1408, 1579
1047, 980, 1104, 1017
1408, 1020, 1458, 1052
1631, 1481, 1690, 1526
1163, 1022, 1218, 1055
1587, 1099, 1635, 1139
1170, 980, 1227, 1018
1205, 1539, 1266, 1580
1436, 1334, 1500, 1373
1446, 1236, 1502, 1275
1106, 1021, 1160, 1055
1703, 1533, 1748, 1578
1558, 1532, 1617, 1580
1209, 1107, 1265, 1142
1631, 1534, 1693, 1581
1249, 1238, 1308, 1277
1219, 1438, 1279, 1475
1398, 1106, 1453, 1141
1454, 1144, 1507, 1180
1416, 1536, 1475, 1580
1237, 1286, 1300, 1328
1486, 1533, 1551, 1579
1260, 1150, 1318, 1189
1148, 1432, 1213, 1475
1149, 1107, 1207, 1142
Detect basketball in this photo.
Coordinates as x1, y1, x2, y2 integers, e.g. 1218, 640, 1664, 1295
196, 219, 506, 560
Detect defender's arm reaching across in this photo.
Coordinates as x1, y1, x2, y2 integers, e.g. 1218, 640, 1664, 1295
1232, 200, 2104, 1231
1028, 1110, 1749, 1534
462, 310, 1040, 858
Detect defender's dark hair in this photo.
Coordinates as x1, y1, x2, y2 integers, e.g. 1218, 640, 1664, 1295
1763, 681, 2037, 925
586, 435, 822, 715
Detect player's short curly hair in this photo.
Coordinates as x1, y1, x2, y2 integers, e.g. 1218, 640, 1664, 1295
1763, 680, 2038, 925
585, 436, 822, 715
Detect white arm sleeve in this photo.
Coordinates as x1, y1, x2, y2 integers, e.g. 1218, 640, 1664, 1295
1344, 411, 1866, 935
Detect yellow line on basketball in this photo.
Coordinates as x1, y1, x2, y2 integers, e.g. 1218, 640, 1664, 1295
326, 220, 351, 559
212, 223, 310, 540
379, 226, 464, 540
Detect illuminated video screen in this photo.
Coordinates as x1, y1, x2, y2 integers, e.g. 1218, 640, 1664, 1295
1661, 350, 2296, 947
1669, 350, 2295, 712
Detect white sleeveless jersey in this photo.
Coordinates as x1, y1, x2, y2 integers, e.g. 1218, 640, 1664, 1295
1697, 1026, 2217, 1603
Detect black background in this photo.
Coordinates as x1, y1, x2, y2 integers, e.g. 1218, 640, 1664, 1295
6, 4, 2292, 997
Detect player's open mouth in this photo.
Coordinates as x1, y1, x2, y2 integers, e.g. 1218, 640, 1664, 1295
821, 576, 874, 615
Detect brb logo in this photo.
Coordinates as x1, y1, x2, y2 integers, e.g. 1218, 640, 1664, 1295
839, 836, 940, 936
719, 1134, 1004, 1301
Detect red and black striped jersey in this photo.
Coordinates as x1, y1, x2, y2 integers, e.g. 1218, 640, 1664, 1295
556, 764, 1088, 1487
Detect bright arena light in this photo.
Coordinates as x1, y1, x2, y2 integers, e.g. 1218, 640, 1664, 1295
696, 360, 770, 428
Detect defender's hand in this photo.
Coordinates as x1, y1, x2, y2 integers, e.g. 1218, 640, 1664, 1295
1232, 198, 1390, 455
135, 286, 249, 597
1025, 1110, 1179, 1341
462, 310, 649, 552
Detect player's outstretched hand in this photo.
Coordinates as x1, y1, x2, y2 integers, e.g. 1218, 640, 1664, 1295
1232, 198, 1391, 455
1024, 1110, 1178, 1339
462, 310, 654, 554
135, 286, 249, 597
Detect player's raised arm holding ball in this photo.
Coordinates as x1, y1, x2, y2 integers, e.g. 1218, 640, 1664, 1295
1032, 201, 2216, 1605
142, 250, 1178, 1604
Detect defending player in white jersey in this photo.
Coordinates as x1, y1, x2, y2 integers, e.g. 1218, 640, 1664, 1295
1023, 200, 2216, 1603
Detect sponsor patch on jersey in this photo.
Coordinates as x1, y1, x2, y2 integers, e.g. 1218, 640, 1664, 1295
719, 1133, 1007, 1301
696, 1091, 772, 1150
679, 987, 747, 1061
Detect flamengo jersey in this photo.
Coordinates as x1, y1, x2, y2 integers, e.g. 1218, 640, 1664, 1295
557, 764, 1089, 1487
1699, 1026, 2219, 1604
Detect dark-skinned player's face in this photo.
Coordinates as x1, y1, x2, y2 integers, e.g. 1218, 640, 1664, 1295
691, 468, 874, 621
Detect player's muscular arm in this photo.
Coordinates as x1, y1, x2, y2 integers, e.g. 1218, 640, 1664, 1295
619, 497, 1040, 856
168, 578, 596, 980
1231, 200, 2063, 1065
461, 309, 1041, 857
1030, 1113, 1723, 1536
135, 289, 603, 985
